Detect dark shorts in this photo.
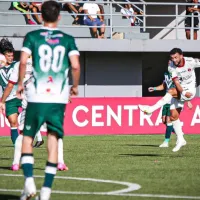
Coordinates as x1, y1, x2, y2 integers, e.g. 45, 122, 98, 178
5, 98, 22, 117
185, 16, 199, 31
84, 17, 103, 27
23, 103, 66, 139
162, 104, 171, 117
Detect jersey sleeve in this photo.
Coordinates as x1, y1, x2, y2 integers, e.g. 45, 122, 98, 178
192, 58, 200, 68
68, 37, 80, 57
168, 61, 178, 81
21, 33, 33, 55
9, 62, 19, 84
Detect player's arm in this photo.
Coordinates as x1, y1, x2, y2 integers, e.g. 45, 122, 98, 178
0, 84, 14, 114
68, 37, 80, 96
70, 55, 80, 95
148, 83, 165, 92
17, 33, 32, 99
193, 58, 200, 68
1, 82, 14, 103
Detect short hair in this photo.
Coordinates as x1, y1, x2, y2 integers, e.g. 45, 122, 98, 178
0, 38, 14, 55
169, 48, 183, 56
41, 1, 60, 23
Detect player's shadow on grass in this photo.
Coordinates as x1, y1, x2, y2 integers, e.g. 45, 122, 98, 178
119, 153, 162, 157
125, 144, 159, 147
0, 166, 12, 170
0, 194, 19, 200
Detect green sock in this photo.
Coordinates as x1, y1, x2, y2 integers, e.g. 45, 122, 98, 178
21, 153, 34, 178
165, 123, 173, 142
11, 127, 19, 145
43, 161, 57, 188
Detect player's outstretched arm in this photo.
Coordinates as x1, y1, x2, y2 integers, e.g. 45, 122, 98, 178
70, 55, 80, 96
148, 83, 165, 92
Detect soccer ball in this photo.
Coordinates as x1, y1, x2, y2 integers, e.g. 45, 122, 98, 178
0, 53, 6, 68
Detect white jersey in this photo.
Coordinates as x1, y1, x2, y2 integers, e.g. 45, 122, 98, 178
168, 57, 200, 89
9, 58, 33, 90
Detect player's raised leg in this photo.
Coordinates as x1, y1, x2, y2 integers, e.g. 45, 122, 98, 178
139, 88, 179, 115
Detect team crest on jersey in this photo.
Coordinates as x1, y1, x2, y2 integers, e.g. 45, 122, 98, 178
40, 31, 63, 45
188, 68, 191, 72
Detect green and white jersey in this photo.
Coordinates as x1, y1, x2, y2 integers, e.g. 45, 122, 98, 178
0, 61, 18, 101
21, 27, 79, 104
163, 71, 175, 93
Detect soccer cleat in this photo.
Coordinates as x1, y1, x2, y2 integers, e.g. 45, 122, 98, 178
172, 139, 187, 152
11, 164, 20, 171
159, 141, 169, 148
57, 163, 69, 171
33, 140, 44, 148
20, 177, 36, 200
138, 105, 152, 115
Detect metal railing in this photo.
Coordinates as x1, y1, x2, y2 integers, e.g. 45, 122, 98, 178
0, 1, 199, 40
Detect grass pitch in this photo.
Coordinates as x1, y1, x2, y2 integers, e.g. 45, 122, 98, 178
0, 134, 200, 200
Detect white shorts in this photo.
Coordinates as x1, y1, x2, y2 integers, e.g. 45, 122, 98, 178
170, 87, 196, 110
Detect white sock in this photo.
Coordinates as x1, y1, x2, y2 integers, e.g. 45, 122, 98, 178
149, 93, 173, 113
172, 119, 185, 141
36, 131, 42, 142
12, 134, 23, 165
58, 138, 64, 164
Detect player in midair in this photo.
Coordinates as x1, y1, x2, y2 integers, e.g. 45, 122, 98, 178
139, 48, 199, 152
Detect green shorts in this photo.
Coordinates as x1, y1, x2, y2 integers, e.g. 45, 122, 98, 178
162, 104, 171, 117
23, 103, 66, 139
5, 98, 22, 117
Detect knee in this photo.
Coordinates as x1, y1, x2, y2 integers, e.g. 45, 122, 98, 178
170, 114, 178, 122
9, 121, 18, 127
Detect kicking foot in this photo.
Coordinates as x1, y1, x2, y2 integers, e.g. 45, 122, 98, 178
138, 105, 152, 115
172, 139, 187, 152
57, 163, 69, 171
11, 164, 20, 171
159, 141, 169, 148
20, 177, 36, 200
33, 140, 44, 148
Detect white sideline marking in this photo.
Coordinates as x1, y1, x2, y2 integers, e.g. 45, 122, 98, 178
0, 173, 141, 194
0, 174, 200, 199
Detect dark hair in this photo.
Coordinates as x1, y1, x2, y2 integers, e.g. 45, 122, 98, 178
0, 38, 14, 54
169, 48, 183, 55
41, 0, 60, 23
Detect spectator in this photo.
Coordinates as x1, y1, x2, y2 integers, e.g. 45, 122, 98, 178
12, 2, 36, 25
29, 2, 42, 24
185, 0, 200, 40
121, 4, 143, 27
121, 4, 135, 26
83, 1, 105, 38
63, 0, 84, 25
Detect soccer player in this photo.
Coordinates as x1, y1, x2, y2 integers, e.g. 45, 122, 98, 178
0, 58, 44, 170
139, 48, 199, 152
148, 70, 192, 148
0, 38, 21, 145
17, 1, 80, 199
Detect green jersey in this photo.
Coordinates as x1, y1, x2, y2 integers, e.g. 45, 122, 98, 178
0, 61, 18, 101
163, 71, 175, 92
21, 27, 79, 104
